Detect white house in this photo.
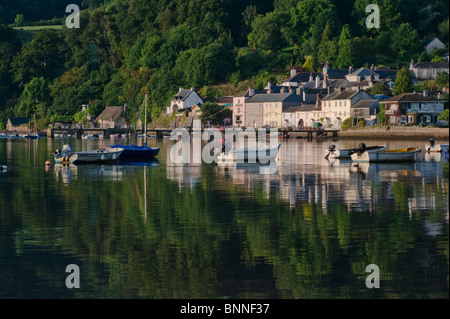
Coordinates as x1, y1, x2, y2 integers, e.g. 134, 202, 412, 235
424, 37, 446, 55
321, 88, 376, 129
282, 106, 301, 128
294, 104, 317, 128
167, 87, 204, 114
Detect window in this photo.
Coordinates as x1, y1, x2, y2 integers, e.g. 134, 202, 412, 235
432, 69, 436, 77
422, 69, 427, 77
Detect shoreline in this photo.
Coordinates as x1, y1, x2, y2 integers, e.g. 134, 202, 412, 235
335, 126, 449, 141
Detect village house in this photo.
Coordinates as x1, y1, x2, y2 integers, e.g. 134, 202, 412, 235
281, 106, 302, 128
97, 106, 127, 129
245, 92, 302, 128
382, 92, 445, 126
409, 60, 449, 82
423, 37, 446, 55
166, 87, 204, 115
321, 88, 377, 128
232, 87, 266, 127
6, 117, 31, 132
294, 104, 317, 128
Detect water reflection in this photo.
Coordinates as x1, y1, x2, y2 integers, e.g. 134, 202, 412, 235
0, 137, 448, 299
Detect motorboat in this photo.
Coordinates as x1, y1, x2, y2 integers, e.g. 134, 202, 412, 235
325, 144, 387, 159
217, 143, 281, 164
425, 139, 448, 153
351, 146, 422, 162
54, 144, 124, 164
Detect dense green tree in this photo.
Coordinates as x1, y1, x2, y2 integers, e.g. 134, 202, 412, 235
393, 67, 414, 95
391, 23, 421, 59
336, 25, 356, 68
17, 77, 50, 118
248, 11, 290, 51
11, 29, 67, 87
368, 83, 392, 96
0, 24, 21, 104
436, 71, 449, 90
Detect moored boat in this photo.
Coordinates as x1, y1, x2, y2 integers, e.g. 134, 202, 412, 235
425, 139, 448, 153
54, 144, 124, 164
105, 144, 160, 160
351, 146, 422, 162
325, 143, 387, 159
217, 143, 281, 164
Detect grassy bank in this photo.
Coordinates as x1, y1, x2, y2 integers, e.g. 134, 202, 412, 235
337, 126, 449, 140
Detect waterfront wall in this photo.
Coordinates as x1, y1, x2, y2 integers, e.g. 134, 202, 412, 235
337, 126, 449, 140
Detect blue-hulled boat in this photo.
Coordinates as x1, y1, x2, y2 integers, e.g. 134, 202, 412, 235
106, 144, 159, 159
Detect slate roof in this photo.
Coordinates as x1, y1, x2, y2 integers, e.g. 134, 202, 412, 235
348, 67, 380, 77
8, 118, 31, 126
384, 93, 441, 103
322, 89, 359, 101
283, 106, 302, 113
352, 100, 379, 109
246, 93, 302, 103
173, 89, 195, 101
296, 104, 317, 112
284, 72, 323, 83
324, 68, 349, 79
413, 62, 449, 69
236, 89, 267, 97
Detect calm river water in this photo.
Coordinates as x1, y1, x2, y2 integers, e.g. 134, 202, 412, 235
0, 136, 448, 299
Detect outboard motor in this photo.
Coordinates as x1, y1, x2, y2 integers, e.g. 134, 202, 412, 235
325, 144, 336, 159
357, 143, 367, 156
428, 138, 435, 152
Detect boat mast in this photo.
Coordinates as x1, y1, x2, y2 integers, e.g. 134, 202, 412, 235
144, 91, 147, 146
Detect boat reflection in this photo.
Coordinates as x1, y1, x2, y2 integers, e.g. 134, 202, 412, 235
54, 163, 124, 183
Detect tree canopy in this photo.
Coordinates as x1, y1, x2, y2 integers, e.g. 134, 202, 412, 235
0, 0, 448, 127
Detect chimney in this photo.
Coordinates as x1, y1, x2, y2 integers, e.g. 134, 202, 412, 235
267, 81, 272, 94
281, 87, 285, 93
179, 87, 183, 92
327, 86, 331, 95
315, 75, 320, 88
289, 85, 293, 93
290, 67, 297, 78
296, 86, 302, 96
309, 73, 313, 82
349, 65, 353, 74
248, 86, 255, 97
323, 74, 328, 89
191, 87, 194, 91
423, 89, 429, 98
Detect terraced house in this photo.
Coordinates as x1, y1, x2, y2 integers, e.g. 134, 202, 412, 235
245, 92, 303, 128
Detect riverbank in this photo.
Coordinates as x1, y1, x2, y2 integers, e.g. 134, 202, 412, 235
337, 126, 449, 140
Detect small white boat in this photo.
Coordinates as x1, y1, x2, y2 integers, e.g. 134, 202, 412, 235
325, 144, 387, 159
351, 146, 422, 163
81, 134, 93, 139
54, 144, 124, 164
217, 143, 281, 164
425, 139, 448, 153
0, 165, 7, 172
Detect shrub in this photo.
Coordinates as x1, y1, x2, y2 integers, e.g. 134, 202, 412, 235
341, 117, 353, 130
